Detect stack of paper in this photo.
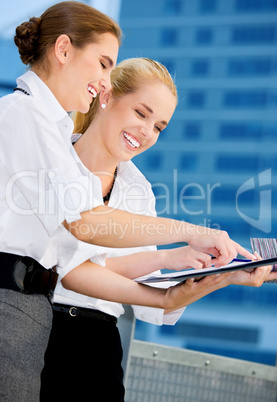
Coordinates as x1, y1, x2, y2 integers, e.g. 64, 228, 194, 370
250, 238, 277, 282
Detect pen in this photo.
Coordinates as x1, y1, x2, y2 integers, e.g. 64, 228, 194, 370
211, 257, 252, 263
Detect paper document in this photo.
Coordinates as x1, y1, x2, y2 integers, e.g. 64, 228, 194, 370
135, 257, 277, 284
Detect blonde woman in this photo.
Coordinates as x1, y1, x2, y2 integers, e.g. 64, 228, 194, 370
40, 58, 275, 402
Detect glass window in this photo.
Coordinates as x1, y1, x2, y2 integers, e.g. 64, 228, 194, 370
204, 282, 277, 307
228, 58, 272, 76
191, 59, 209, 76
213, 186, 256, 205
187, 91, 206, 108
199, 0, 217, 13
160, 28, 179, 46
266, 123, 277, 140
183, 122, 202, 140
120, 0, 164, 18
145, 152, 163, 170
160, 321, 259, 343
224, 90, 268, 108
236, 0, 277, 12
232, 25, 276, 44
211, 187, 236, 205
216, 155, 260, 171
158, 58, 176, 76
164, 0, 182, 15
195, 28, 213, 45
216, 218, 252, 238
219, 122, 263, 140
179, 153, 198, 171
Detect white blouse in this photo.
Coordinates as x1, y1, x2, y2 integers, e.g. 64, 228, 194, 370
0, 71, 103, 269
53, 142, 185, 326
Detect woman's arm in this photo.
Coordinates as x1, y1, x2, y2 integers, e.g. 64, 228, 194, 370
61, 260, 229, 309
61, 259, 276, 311
64, 206, 255, 266
104, 246, 213, 279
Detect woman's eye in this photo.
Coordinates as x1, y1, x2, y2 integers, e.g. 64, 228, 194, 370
154, 126, 162, 133
135, 110, 145, 118
101, 62, 107, 69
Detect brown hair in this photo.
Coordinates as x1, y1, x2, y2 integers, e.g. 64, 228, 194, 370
14, 1, 122, 68
74, 57, 178, 134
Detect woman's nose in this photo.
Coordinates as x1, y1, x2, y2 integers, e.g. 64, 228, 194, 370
140, 124, 153, 140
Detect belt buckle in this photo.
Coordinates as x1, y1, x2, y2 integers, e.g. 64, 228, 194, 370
69, 307, 79, 317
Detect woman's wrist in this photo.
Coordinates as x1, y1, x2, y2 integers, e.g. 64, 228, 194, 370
156, 249, 169, 270
175, 220, 196, 244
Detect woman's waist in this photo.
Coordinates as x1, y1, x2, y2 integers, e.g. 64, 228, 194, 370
52, 302, 118, 324
52, 292, 125, 318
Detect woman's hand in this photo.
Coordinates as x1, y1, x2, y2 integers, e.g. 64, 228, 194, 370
227, 265, 273, 286
159, 246, 212, 271
226, 252, 277, 286
163, 273, 232, 311
105, 245, 214, 279
185, 225, 255, 267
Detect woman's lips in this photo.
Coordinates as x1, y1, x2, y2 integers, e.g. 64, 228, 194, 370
87, 84, 98, 98
123, 131, 142, 149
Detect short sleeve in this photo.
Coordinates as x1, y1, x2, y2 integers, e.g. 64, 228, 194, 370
0, 95, 103, 235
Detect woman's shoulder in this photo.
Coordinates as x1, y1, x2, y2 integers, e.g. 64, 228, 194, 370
118, 160, 150, 186
0, 91, 39, 123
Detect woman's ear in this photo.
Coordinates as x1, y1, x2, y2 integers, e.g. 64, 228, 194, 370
54, 34, 72, 65
99, 90, 112, 109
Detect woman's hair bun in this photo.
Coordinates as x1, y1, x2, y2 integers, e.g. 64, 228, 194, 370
14, 17, 41, 65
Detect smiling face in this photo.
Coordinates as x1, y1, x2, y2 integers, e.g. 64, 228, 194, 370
56, 32, 119, 113
99, 82, 176, 163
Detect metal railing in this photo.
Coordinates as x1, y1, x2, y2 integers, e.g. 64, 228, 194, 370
118, 306, 277, 402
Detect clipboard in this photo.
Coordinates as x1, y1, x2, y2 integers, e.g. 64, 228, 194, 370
135, 257, 277, 284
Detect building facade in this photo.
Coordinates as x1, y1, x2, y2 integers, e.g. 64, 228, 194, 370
118, 0, 277, 365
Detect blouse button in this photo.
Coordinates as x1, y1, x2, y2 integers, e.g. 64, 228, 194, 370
141, 314, 144, 319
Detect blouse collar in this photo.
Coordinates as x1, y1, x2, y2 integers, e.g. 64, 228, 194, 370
16, 70, 70, 124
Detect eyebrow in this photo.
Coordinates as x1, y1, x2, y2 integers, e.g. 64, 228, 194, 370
140, 103, 168, 127
102, 55, 114, 68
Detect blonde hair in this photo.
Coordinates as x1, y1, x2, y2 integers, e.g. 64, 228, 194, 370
74, 57, 178, 134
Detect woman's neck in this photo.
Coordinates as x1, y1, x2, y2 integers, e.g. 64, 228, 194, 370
73, 125, 118, 200
74, 130, 117, 172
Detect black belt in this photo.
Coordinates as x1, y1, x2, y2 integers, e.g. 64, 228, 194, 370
0, 252, 58, 297
53, 303, 117, 324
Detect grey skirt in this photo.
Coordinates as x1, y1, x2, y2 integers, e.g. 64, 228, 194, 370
0, 289, 52, 402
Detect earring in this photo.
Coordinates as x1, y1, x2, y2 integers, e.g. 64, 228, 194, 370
101, 104, 106, 109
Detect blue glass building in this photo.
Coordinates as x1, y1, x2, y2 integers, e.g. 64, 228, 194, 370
118, 0, 277, 365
